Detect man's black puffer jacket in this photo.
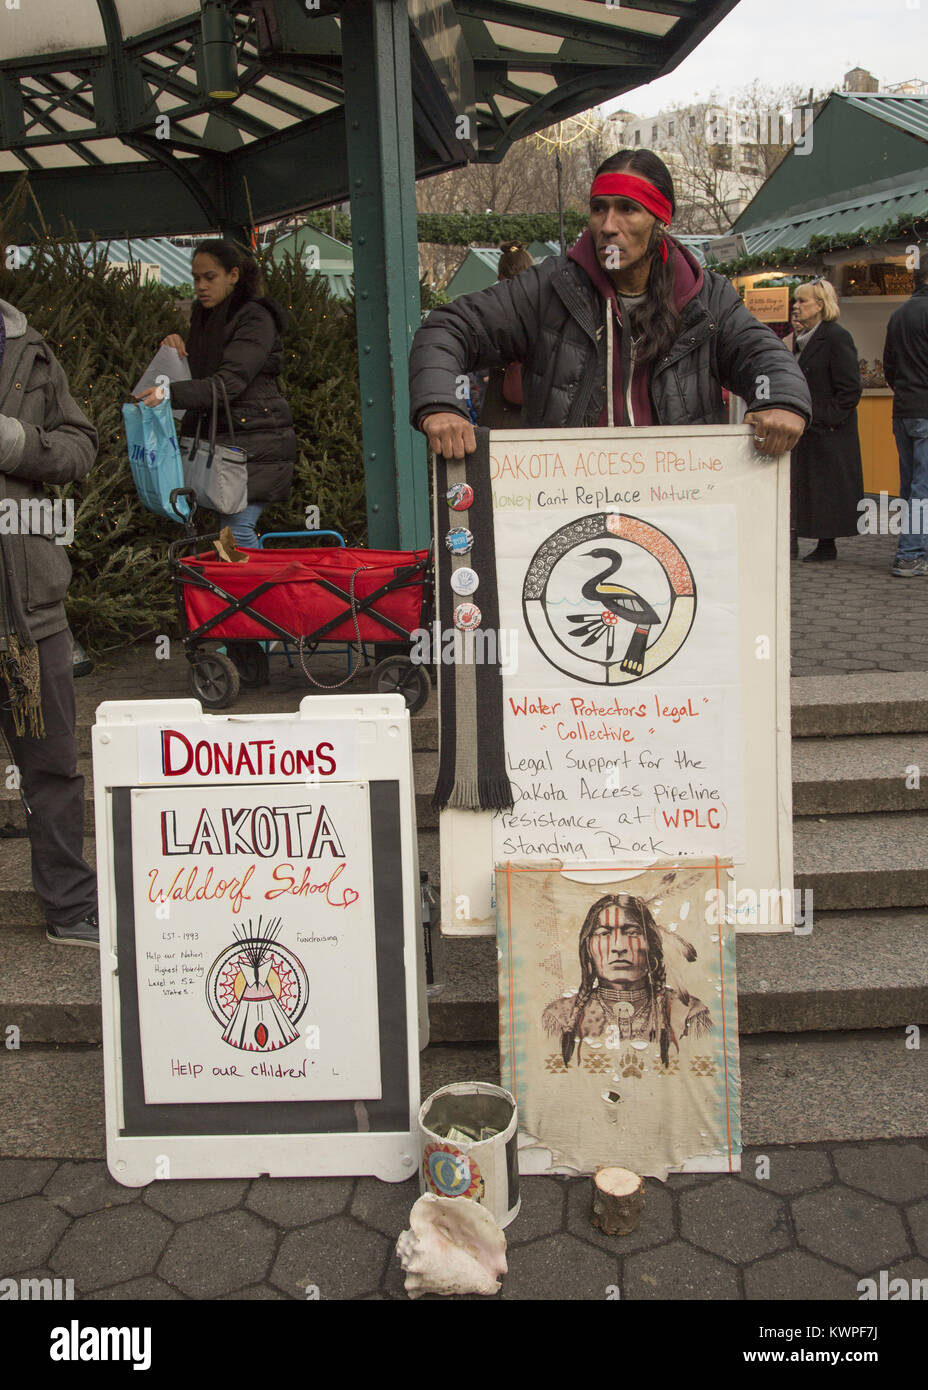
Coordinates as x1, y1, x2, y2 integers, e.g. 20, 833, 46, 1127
410, 240, 811, 430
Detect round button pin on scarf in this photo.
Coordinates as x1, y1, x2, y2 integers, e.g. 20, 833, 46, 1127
453, 602, 482, 631
446, 482, 474, 511
445, 527, 474, 555
450, 567, 479, 596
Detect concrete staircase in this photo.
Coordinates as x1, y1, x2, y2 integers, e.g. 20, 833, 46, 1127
1, 671, 927, 1156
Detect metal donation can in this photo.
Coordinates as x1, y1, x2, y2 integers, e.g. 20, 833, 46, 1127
418, 1081, 520, 1228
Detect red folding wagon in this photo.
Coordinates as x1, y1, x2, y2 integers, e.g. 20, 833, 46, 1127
169, 524, 433, 711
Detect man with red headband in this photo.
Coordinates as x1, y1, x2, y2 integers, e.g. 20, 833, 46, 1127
409, 150, 810, 457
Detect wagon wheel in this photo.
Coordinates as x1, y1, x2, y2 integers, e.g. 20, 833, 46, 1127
189, 652, 240, 709
226, 641, 270, 688
369, 656, 430, 714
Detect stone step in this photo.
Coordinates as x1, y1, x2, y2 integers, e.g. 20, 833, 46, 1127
69, 668, 928, 749
791, 673, 928, 738
11, 803, 920, 920
3, 754, 440, 841
0, 826, 441, 930
18, 897, 919, 1051
428, 908, 928, 1044
740, 1029, 928, 1145
0, 1042, 501, 1160
0, 822, 442, 1045
792, 734, 928, 814
8, 859, 923, 1044
1, 1030, 924, 1158
20, 910, 928, 1047
736, 909, 928, 1033
429, 936, 497, 1044
0, 926, 102, 1044
32, 737, 928, 841
793, 810, 928, 910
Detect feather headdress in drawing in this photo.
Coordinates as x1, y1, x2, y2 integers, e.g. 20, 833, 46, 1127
222, 917, 299, 1052
633, 867, 717, 1035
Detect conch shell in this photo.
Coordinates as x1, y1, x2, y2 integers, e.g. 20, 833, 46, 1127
396, 1194, 507, 1298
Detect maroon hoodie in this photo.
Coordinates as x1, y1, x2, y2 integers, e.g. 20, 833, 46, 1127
567, 228, 704, 428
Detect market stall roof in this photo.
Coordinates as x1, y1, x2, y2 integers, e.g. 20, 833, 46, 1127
732, 171, 928, 257
264, 224, 354, 297
733, 93, 928, 240
0, 0, 739, 242
847, 92, 928, 143
16, 227, 357, 293
53, 236, 194, 285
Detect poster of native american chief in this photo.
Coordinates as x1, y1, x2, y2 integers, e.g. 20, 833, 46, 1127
497, 860, 741, 1178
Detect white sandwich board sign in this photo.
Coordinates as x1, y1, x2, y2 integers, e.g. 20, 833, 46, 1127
93, 695, 423, 1187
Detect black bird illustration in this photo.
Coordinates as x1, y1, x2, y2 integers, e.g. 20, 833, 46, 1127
568, 548, 660, 674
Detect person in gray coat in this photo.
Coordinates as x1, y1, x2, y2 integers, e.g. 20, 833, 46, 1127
410, 149, 810, 460
0, 295, 99, 946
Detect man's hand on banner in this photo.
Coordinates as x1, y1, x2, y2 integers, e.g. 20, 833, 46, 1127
744, 408, 805, 457
422, 412, 476, 460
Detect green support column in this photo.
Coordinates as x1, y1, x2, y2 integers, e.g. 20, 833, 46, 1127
340, 0, 429, 550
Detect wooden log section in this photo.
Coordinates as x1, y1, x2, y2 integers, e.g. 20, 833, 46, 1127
590, 1166, 644, 1236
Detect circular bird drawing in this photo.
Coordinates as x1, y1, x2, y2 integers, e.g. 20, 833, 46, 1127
522, 513, 696, 684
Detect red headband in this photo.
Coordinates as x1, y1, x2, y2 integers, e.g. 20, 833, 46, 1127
590, 172, 673, 262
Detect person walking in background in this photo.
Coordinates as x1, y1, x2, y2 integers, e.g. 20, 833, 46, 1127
136, 240, 296, 547
883, 262, 928, 577
0, 291, 99, 947
478, 242, 534, 429
788, 279, 863, 562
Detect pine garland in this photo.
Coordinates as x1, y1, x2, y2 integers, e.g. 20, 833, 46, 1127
711, 210, 928, 276
303, 207, 589, 248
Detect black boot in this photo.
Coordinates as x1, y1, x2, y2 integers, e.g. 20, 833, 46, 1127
802, 539, 837, 563
790, 532, 799, 559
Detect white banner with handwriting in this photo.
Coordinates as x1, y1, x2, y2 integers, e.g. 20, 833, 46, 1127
440, 426, 792, 934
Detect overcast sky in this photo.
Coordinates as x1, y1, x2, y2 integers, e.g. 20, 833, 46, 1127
602, 0, 926, 117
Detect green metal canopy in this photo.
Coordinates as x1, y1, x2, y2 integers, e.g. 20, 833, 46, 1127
0, 0, 739, 241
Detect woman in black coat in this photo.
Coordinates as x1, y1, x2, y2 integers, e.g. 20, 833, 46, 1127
789, 280, 863, 561
138, 240, 297, 546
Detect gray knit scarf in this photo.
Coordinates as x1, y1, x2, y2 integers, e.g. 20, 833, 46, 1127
431, 428, 513, 812
794, 321, 820, 353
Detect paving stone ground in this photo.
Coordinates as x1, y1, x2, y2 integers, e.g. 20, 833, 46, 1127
1, 1143, 926, 1300
790, 531, 928, 676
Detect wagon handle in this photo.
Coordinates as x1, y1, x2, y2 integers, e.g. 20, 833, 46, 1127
257, 530, 346, 549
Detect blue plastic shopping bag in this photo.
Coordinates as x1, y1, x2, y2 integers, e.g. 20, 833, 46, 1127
122, 398, 191, 521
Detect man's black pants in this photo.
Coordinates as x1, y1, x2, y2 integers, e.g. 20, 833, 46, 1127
0, 626, 97, 927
